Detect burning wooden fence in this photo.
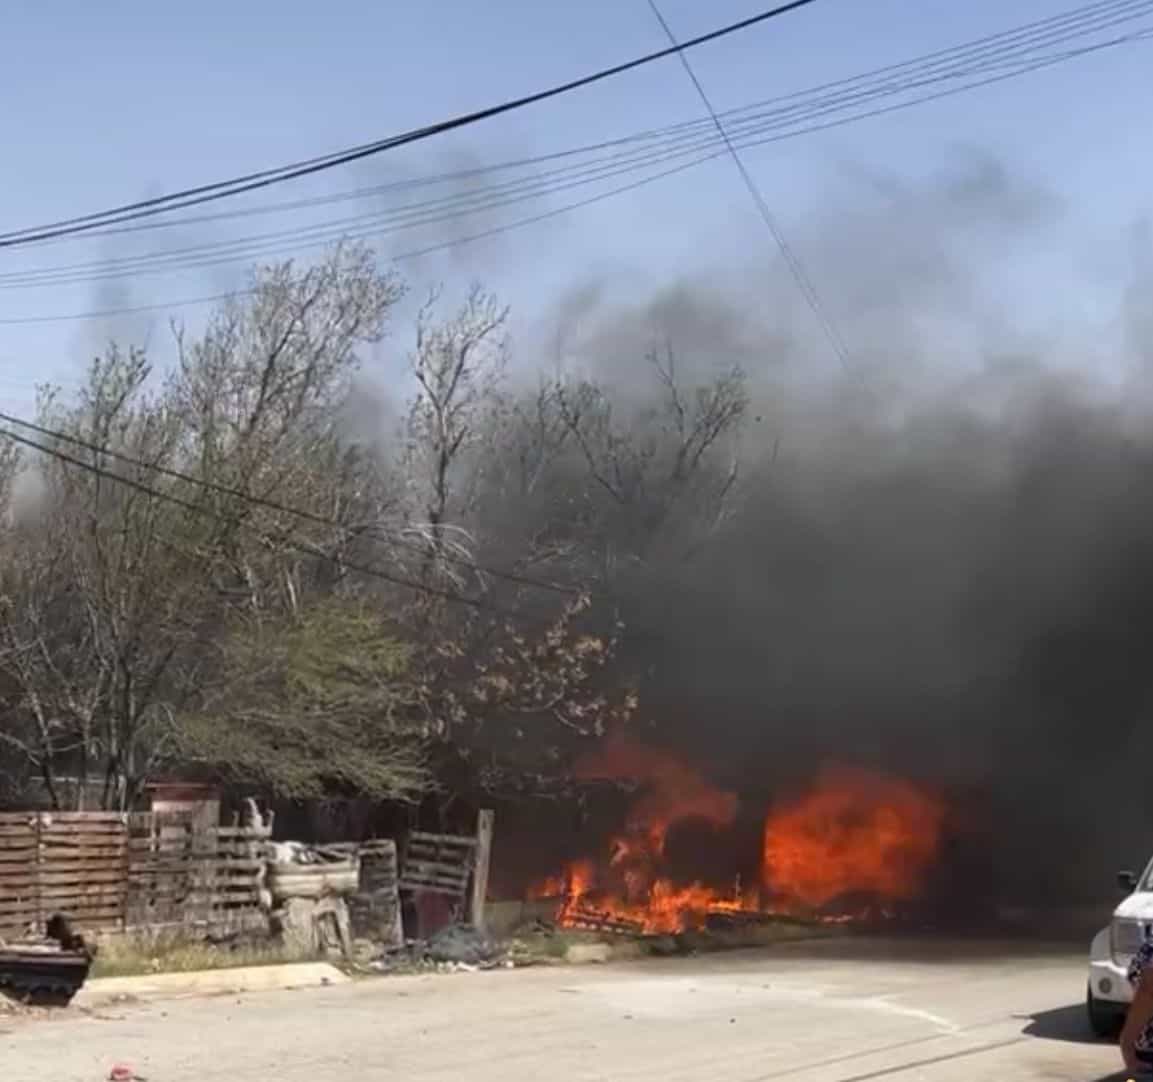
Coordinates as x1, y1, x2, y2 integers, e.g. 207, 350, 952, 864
0, 811, 269, 939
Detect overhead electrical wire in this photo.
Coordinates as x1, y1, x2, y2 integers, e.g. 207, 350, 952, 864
0, 0, 825, 250
644, 0, 852, 370
0, 0, 1145, 255
8, 0, 1146, 259
0, 0, 1149, 295
6, 0, 1146, 268
0, 13, 1149, 322
16, 0, 1153, 263
0, 408, 577, 597
0, 423, 517, 612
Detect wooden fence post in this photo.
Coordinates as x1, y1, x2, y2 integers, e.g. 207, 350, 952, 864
469, 809, 494, 932
33, 812, 44, 932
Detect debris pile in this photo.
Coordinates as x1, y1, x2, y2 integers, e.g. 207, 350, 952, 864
355, 923, 513, 974
266, 843, 358, 959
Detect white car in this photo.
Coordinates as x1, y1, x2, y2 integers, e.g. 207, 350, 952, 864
1088, 867, 1152, 1036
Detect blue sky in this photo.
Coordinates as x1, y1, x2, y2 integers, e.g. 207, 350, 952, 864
1, 0, 1150, 411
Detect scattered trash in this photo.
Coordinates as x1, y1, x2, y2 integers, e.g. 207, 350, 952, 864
424, 924, 505, 967
108, 1064, 145, 1081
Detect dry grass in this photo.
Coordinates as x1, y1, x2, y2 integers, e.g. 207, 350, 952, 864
91, 937, 311, 979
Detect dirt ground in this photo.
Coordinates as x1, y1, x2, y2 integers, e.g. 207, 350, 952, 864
0, 936, 1131, 1081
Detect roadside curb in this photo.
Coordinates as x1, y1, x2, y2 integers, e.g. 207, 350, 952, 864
75, 962, 349, 1006
556, 921, 845, 965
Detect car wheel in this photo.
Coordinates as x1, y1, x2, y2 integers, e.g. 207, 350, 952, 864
1087, 982, 1124, 1039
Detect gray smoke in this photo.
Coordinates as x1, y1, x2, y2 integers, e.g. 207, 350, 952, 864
525, 151, 1153, 910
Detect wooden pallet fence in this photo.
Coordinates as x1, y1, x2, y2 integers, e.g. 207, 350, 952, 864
399, 830, 476, 900
0, 813, 40, 937
207, 825, 269, 922
126, 813, 198, 926
127, 816, 269, 928
0, 812, 129, 938
0, 811, 270, 937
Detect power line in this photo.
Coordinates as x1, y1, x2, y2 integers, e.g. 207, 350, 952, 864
644, 0, 852, 371
12, 0, 1149, 261
0, 409, 577, 597
8, 0, 1151, 284
3, 4, 1149, 292
4, 0, 1131, 294
2, 23, 1149, 324
0, 0, 825, 250
0, 423, 511, 613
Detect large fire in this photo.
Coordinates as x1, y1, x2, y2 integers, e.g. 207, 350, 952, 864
530, 741, 944, 934
761, 765, 945, 910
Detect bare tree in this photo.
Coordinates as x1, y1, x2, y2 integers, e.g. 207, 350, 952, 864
403, 284, 508, 589
0, 247, 750, 811
550, 349, 749, 573
0, 244, 409, 808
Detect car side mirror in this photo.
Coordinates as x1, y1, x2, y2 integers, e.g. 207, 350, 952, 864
1119, 870, 1138, 893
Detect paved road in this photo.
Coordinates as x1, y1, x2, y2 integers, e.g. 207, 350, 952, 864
0, 937, 1131, 1081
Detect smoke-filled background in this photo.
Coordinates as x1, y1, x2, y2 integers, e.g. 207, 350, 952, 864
481, 153, 1153, 912
8, 136, 1153, 917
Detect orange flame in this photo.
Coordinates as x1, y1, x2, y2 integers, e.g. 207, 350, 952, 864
530, 744, 945, 934
531, 739, 745, 933
762, 765, 944, 909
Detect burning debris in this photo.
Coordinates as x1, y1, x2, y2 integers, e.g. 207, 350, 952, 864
761, 765, 945, 910
530, 740, 945, 934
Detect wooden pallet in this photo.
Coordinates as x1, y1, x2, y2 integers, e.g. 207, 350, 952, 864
399, 831, 475, 899
0, 812, 269, 937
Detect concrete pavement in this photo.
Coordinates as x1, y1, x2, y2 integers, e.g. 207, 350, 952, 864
0, 936, 1130, 1081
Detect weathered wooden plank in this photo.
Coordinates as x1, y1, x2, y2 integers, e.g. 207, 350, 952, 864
406, 847, 473, 861
37, 885, 125, 904
469, 810, 494, 932
127, 860, 195, 874
38, 812, 127, 824
39, 835, 126, 848
400, 869, 470, 889
32, 867, 124, 884
38, 839, 126, 852
0, 825, 39, 844
406, 852, 471, 869
0, 879, 124, 899
44, 905, 124, 924
399, 880, 469, 897
42, 864, 126, 880
0, 869, 125, 891
38, 848, 126, 863
38, 813, 126, 826
408, 831, 476, 848
127, 845, 195, 857
401, 862, 468, 881
402, 858, 471, 879
400, 866, 469, 884
400, 877, 470, 896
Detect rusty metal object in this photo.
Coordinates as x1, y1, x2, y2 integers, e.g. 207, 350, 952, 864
0, 943, 92, 1005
